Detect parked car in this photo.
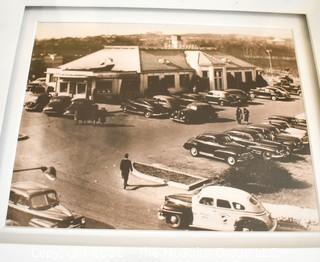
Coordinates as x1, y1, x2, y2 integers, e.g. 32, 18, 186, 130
171, 102, 218, 124
183, 133, 254, 165
274, 82, 302, 96
205, 90, 240, 106
43, 95, 72, 116
248, 124, 304, 152
173, 93, 206, 107
266, 120, 309, 144
250, 87, 289, 100
24, 93, 51, 112
153, 95, 182, 112
268, 115, 307, 130
225, 128, 290, 160
158, 185, 277, 231
226, 89, 252, 104
7, 181, 86, 228
63, 98, 97, 118
121, 98, 170, 118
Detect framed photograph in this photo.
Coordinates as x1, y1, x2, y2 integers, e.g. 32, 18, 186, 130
0, 0, 320, 260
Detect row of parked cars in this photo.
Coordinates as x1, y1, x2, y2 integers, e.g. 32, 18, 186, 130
183, 114, 308, 166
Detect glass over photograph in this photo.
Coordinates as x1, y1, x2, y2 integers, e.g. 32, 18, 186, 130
6, 22, 319, 231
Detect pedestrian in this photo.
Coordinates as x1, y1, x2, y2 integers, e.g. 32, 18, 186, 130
120, 153, 133, 189
236, 106, 243, 124
90, 104, 99, 125
98, 108, 107, 126
243, 107, 250, 124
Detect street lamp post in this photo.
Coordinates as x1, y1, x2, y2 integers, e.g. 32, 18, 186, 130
266, 49, 273, 81
13, 166, 57, 181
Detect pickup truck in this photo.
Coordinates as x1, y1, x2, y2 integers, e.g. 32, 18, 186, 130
158, 185, 277, 231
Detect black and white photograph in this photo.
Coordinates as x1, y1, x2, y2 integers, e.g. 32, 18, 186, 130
6, 22, 319, 232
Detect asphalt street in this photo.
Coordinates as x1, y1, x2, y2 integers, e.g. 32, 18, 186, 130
10, 95, 315, 230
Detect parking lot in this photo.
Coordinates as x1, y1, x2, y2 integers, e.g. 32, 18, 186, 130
11, 95, 318, 230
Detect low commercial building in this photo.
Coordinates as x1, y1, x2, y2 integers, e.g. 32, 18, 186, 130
46, 43, 257, 102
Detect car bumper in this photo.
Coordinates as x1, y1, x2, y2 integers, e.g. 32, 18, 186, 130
152, 112, 169, 117
271, 150, 290, 159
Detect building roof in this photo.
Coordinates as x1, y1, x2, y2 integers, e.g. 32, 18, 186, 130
139, 49, 194, 72
205, 51, 256, 69
59, 46, 141, 72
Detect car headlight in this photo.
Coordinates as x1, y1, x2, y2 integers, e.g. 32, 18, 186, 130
81, 217, 86, 224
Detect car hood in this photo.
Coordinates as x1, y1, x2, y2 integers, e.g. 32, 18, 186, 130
285, 127, 307, 137
35, 204, 74, 222
165, 193, 192, 206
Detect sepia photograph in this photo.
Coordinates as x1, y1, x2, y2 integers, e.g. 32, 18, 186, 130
6, 22, 319, 232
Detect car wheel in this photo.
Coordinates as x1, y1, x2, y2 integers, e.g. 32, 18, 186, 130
271, 96, 277, 101
122, 106, 127, 112
262, 151, 272, 160
144, 111, 152, 118
168, 214, 183, 228
190, 147, 199, 157
219, 100, 225, 106
226, 156, 237, 166
235, 219, 268, 231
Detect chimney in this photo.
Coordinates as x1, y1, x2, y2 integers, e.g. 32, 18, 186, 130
170, 35, 182, 49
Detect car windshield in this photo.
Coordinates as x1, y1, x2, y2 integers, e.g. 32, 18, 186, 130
30, 192, 59, 210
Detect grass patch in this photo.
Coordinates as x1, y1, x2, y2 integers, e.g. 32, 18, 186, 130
133, 162, 201, 185
221, 159, 310, 194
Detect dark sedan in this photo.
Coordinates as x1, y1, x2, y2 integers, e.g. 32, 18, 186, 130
173, 93, 206, 107
268, 115, 307, 130
225, 128, 290, 160
63, 98, 97, 118
121, 98, 170, 118
170, 102, 217, 124
250, 87, 290, 100
247, 124, 304, 152
226, 89, 252, 104
43, 96, 72, 116
153, 95, 182, 112
183, 133, 254, 166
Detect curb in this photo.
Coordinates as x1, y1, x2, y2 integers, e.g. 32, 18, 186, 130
132, 162, 211, 191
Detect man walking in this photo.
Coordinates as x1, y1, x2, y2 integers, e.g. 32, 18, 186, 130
243, 108, 250, 124
120, 153, 133, 189
236, 106, 243, 124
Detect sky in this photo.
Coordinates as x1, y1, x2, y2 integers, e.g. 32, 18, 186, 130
35, 22, 293, 40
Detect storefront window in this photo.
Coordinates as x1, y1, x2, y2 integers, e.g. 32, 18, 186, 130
77, 83, 86, 94
180, 74, 190, 88
60, 82, 68, 93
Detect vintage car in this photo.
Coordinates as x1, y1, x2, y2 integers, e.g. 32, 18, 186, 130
153, 95, 182, 112
121, 98, 170, 118
250, 87, 290, 100
225, 128, 290, 160
226, 89, 252, 104
274, 82, 302, 96
43, 95, 72, 116
63, 98, 97, 118
173, 93, 206, 107
183, 133, 254, 166
171, 102, 218, 124
158, 185, 277, 231
24, 93, 51, 112
266, 120, 309, 144
248, 124, 304, 152
205, 90, 240, 106
7, 181, 86, 228
268, 115, 307, 130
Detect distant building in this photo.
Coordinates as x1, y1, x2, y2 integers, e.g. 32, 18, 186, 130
46, 38, 257, 102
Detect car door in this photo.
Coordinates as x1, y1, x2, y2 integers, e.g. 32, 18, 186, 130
215, 199, 235, 231
196, 136, 214, 154
192, 196, 219, 230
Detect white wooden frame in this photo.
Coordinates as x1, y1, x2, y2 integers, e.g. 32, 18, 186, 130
0, 0, 320, 260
